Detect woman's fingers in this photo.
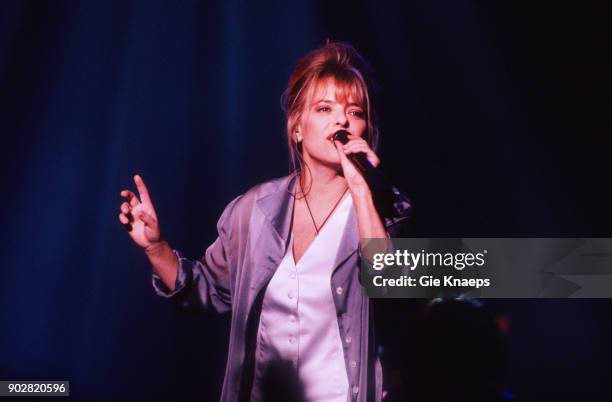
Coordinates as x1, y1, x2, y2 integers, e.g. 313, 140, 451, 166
134, 175, 152, 205
120, 190, 140, 207
119, 201, 134, 224
131, 204, 156, 228
345, 134, 365, 142
120, 202, 131, 215
333, 140, 353, 167
343, 136, 367, 147
342, 138, 369, 153
119, 176, 160, 243
137, 210, 157, 227
118, 212, 133, 232
343, 143, 369, 153
342, 139, 380, 167
118, 212, 129, 225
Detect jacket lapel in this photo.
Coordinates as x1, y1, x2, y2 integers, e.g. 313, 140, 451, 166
255, 174, 297, 244
248, 174, 297, 296
252, 173, 359, 285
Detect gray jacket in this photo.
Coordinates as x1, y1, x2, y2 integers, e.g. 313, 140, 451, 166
152, 173, 410, 402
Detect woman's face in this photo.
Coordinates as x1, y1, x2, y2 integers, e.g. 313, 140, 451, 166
296, 77, 367, 169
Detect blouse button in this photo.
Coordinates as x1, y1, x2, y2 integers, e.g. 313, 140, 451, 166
288, 291, 295, 299
345, 335, 352, 344
289, 272, 296, 279
336, 287, 344, 295
289, 314, 296, 322
350, 360, 357, 368
289, 337, 296, 344
352, 386, 359, 394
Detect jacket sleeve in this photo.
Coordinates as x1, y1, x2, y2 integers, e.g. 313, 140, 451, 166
381, 185, 412, 238
358, 186, 412, 294
151, 195, 242, 314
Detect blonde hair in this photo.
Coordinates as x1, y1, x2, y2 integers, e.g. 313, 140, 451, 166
281, 41, 380, 174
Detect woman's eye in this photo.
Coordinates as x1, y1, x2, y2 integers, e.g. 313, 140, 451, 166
317, 106, 331, 112
349, 110, 365, 118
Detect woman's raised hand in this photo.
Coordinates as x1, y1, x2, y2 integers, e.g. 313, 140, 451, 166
119, 175, 162, 251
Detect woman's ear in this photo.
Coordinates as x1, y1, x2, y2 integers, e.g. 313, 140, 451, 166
294, 126, 302, 143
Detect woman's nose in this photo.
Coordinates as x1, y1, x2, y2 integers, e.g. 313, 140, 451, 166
335, 111, 349, 127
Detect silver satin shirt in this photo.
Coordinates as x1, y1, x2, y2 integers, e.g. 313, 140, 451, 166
151, 173, 411, 402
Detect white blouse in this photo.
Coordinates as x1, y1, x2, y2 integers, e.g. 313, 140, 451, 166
252, 194, 353, 402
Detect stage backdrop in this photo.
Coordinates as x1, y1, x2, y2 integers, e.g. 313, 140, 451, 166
0, 1, 610, 400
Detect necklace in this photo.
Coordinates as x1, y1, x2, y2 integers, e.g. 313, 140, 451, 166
302, 185, 349, 235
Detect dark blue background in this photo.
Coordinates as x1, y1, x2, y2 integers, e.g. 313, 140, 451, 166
1, 1, 610, 400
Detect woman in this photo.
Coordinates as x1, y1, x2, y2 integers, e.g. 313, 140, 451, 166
118, 42, 410, 402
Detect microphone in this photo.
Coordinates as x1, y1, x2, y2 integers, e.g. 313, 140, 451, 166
332, 130, 374, 177
332, 129, 404, 217
331, 129, 389, 187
